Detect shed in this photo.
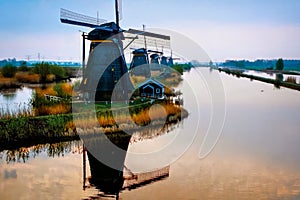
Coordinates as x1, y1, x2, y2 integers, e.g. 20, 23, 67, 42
138, 79, 165, 99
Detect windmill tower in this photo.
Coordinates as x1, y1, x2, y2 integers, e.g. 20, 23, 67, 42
60, 1, 133, 101
60, 1, 172, 101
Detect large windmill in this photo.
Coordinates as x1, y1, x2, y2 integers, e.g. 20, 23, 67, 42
60, 0, 171, 101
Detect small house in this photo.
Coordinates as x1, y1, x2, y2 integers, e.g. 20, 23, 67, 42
138, 79, 165, 99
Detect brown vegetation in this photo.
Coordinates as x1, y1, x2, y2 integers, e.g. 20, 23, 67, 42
32, 83, 73, 116
285, 76, 297, 84
74, 102, 186, 130
35, 103, 71, 115
15, 72, 40, 83
0, 74, 21, 89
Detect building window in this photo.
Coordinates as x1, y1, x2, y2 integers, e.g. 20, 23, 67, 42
156, 88, 160, 93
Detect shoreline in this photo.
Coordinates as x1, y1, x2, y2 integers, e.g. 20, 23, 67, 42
0, 106, 188, 151
216, 67, 300, 91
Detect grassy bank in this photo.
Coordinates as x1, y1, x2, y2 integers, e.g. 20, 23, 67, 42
217, 67, 300, 91
0, 101, 188, 150
0, 114, 78, 151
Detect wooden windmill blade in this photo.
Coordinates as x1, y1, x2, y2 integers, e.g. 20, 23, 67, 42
127, 29, 170, 40
60, 8, 107, 28
123, 29, 171, 51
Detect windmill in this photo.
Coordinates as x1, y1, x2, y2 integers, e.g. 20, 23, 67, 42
60, 0, 171, 101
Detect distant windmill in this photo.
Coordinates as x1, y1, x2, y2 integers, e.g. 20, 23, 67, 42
60, 0, 171, 101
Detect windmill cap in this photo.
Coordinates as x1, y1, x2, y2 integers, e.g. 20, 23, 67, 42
88, 22, 124, 40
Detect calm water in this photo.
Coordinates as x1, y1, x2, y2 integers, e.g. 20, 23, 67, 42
0, 78, 79, 115
1, 67, 300, 199
243, 70, 300, 83
0, 87, 33, 114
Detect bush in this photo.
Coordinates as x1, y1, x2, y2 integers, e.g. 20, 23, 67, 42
49, 65, 66, 80
33, 62, 66, 82
172, 64, 183, 75
276, 58, 284, 70
33, 62, 50, 83
1, 64, 17, 78
15, 72, 40, 83
18, 62, 29, 72
53, 83, 72, 98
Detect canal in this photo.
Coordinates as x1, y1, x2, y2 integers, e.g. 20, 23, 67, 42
1, 67, 300, 199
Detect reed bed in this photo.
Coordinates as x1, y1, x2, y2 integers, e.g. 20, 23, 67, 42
0, 114, 77, 150
32, 83, 73, 116
74, 102, 186, 130
0, 102, 187, 150
0, 76, 21, 89
285, 76, 297, 84
1, 76, 187, 149
15, 72, 40, 83
0, 102, 33, 119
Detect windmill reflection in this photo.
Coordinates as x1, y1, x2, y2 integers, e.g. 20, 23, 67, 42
83, 131, 131, 198
82, 121, 183, 199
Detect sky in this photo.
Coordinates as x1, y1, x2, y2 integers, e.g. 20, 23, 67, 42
0, 0, 299, 62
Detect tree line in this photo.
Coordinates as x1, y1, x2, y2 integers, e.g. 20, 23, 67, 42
221, 58, 299, 71
0, 62, 69, 83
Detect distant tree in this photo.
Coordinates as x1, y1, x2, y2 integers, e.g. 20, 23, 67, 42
49, 65, 66, 80
235, 60, 245, 68
276, 58, 284, 70
18, 61, 29, 72
172, 64, 183, 75
33, 62, 50, 83
209, 60, 213, 67
33, 62, 67, 83
1, 63, 17, 78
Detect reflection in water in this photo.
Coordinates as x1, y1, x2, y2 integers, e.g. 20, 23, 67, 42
0, 112, 182, 199
123, 166, 169, 190
285, 76, 298, 84
84, 132, 131, 198
129, 120, 182, 143
274, 74, 284, 89
1, 92, 17, 101
83, 132, 173, 199
4, 169, 17, 179
0, 87, 33, 115
82, 120, 182, 199
275, 73, 284, 82
0, 140, 82, 164
1, 68, 300, 199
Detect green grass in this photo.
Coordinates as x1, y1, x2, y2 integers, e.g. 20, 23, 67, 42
0, 114, 77, 150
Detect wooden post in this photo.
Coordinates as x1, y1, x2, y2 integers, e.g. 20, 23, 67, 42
83, 145, 86, 190
82, 32, 86, 78
115, 0, 120, 27
143, 24, 147, 50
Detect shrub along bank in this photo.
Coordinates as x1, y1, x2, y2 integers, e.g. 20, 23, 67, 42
0, 114, 77, 150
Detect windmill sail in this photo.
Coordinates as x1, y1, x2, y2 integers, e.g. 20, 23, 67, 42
124, 29, 171, 51
60, 7, 172, 101
60, 8, 107, 28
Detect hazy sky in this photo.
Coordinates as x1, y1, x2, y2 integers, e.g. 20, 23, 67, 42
0, 0, 299, 62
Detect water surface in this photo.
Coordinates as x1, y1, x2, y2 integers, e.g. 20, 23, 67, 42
1, 67, 300, 199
